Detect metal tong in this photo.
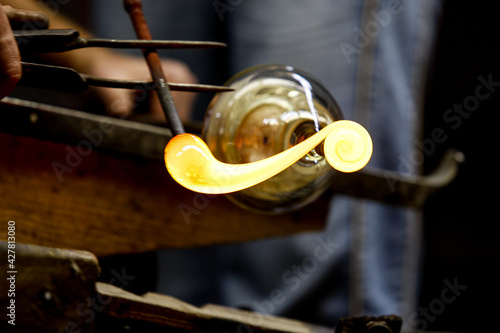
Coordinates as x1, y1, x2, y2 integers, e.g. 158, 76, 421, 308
15, 29, 232, 95
15, 28, 227, 53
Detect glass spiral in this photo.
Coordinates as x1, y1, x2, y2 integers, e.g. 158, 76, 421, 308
200, 64, 349, 214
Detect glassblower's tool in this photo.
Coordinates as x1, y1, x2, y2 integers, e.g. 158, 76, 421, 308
14, 28, 227, 54
123, 0, 186, 135
14, 29, 231, 101
18, 62, 233, 94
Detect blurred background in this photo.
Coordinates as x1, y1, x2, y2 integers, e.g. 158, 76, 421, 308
421, 2, 500, 332
59, 1, 500, 331
10, 0, 500, 331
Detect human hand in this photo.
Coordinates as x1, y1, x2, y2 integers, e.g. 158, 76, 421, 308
1, 3, 48, 29
0, 3, 49, 99
87, 51, 198, 122
0, 4, 22, 99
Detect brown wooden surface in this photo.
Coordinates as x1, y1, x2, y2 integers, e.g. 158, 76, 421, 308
97, 282, 334, 333
0, 241, 334, 333
0, 132, 329, 257
0, 241, 100, 333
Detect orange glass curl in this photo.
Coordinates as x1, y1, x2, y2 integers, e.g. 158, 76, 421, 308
165, 120, 372, 194
164, 65, 373, 213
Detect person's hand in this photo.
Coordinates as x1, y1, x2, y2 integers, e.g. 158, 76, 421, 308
0, 4, 22, 99
0, 3, 49, 99
1, 0, 196, 122
87, 51, 198, 122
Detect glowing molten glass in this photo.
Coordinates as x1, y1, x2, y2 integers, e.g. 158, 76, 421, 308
164, 120, 372, 194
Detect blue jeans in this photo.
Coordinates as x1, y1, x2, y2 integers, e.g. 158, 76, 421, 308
92, 0, 442, 329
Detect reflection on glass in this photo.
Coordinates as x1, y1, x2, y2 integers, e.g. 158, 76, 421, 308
200, 65, 362, 214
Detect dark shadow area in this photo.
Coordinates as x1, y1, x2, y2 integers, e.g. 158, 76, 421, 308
422, 1, 500, 332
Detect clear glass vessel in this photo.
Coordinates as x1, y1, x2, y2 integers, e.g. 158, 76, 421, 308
202, 65, 343, 214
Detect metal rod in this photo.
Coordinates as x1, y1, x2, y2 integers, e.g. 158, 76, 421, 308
82, 74, 234, 93
14, 29, 227, 54
123, 0, 185, 136
19, 62, 233, 93
84, 38, 227, 50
